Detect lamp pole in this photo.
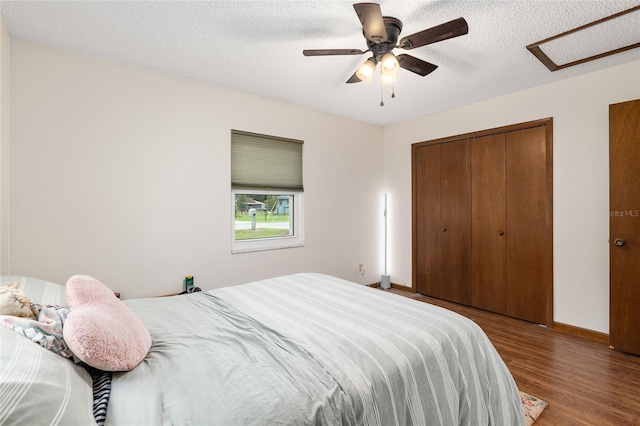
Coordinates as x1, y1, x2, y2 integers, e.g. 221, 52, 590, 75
381, 193, 391, 289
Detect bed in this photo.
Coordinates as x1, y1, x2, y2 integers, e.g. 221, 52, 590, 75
0, 273, 525, 425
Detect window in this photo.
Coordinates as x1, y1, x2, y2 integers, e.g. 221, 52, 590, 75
231, 130, 304, 253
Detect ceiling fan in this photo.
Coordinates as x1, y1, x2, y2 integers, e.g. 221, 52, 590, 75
303, 3, 468, 94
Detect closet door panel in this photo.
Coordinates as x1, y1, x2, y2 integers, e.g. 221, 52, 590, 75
414, 145, 443, 298
440, 140, 472, 305
471, 134, 507, 313
506, 126, 547, 324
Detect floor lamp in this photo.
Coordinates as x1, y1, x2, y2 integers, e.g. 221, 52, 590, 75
381, 193, 391, 289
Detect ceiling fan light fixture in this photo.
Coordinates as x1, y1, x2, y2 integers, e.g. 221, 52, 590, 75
356, 58, 377, 82
380, 52, 400, 76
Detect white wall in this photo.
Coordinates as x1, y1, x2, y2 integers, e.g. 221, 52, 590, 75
7, 40, 384, 298
384, 59, 640, 334
7, 37, 639, 334
0, 19, 9, 275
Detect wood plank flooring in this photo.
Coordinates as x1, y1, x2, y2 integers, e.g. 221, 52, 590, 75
388, 288, 640, 425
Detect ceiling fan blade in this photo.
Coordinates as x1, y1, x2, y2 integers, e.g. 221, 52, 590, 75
399, 17, 468, 50
353, 3, 388, 43
303, 49, 364, 56
397, 54, 438, 76
346, 71, 362, 84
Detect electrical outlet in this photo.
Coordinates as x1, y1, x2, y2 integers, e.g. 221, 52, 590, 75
359, 264, 365, 276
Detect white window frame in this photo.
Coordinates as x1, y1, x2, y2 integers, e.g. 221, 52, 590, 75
231, 189, 304, 254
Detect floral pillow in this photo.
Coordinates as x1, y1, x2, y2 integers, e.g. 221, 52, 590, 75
0, 303, 76, 360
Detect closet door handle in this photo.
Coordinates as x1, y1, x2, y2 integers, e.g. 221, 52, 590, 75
498, 231, 504, 236
614, 238, 625, 246
442, 227, 447, 232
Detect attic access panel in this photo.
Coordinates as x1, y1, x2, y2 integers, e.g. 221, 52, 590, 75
527, 5, 640, 72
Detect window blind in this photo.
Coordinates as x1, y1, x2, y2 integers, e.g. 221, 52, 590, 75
231, 130, 303, 191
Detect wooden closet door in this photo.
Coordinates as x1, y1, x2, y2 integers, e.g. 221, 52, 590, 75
471, 134, 507, 313
414, 144, 443, 299
610, 99, 640, 355
505, 126, 548, 324
413, 140, 471, 305
440, 140, 472, 305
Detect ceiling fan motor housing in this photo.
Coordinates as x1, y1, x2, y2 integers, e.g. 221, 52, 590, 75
366, 17, 403, 60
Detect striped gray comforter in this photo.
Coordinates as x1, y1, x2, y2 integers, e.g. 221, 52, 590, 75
108, 273, 523, 425
107, 290, 355, 425
212, 273, 524, 426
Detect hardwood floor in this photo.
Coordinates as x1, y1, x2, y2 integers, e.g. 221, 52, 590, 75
388, 288, 640, 425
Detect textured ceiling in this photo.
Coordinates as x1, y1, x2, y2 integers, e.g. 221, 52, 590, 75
1, 0, 639, 126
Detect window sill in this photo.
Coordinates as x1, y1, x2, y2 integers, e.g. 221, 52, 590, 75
231, 243, 304, 254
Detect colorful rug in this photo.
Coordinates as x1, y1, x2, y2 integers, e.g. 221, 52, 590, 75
521, 391, 548, 425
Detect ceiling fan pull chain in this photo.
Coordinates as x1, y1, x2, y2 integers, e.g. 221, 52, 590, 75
391, 85, 396, 99
380, 68, 385, 106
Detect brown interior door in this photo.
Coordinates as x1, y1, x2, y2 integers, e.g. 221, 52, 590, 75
440, 140, 472, 305
610, 99, 640, 355
505, 126, 548, 324
471, 134, 507, 314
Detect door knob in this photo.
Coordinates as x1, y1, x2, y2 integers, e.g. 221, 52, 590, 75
498, 231, 504, 236
614, 238, 625, 246
442, 227, 447, 232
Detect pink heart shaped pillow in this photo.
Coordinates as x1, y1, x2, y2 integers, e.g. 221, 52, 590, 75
63, 275, 151, 371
